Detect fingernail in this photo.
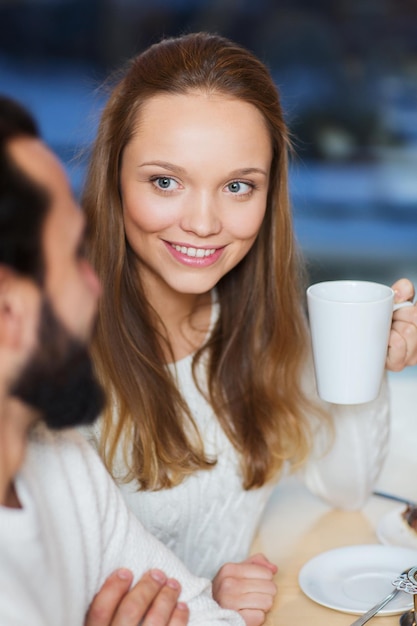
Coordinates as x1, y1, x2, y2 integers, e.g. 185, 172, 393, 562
177, 602, 188, 611
117, 568, 132, 580
166, 578, 180, 590
150, 569, 166, 584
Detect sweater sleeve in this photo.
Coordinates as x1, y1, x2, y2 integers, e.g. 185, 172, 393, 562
72, 432, 245, 626
300, 368, 390, 510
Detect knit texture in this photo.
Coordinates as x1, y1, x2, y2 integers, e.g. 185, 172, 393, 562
84, 353, 390, 580
0, 426, 244, 626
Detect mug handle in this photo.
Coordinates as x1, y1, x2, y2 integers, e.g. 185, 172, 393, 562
393, 300, 414, 312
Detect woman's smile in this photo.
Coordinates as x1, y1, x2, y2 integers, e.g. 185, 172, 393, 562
164, 240, 224, 266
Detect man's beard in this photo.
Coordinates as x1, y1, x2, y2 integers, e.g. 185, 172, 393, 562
11, 296, 105, 429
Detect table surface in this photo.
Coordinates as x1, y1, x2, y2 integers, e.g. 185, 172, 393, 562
252, 368, 417, 625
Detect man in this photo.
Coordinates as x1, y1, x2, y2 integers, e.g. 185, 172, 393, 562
0, 95, 243, 626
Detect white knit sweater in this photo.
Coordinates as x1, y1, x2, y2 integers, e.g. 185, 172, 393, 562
0, 426, 243, 626
84, 351, 390, 580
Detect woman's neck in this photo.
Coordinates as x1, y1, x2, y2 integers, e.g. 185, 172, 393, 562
147, 287, 212, 363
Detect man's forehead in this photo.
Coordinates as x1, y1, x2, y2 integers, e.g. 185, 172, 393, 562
7, 136, 68, 193
7, 135, 83, 238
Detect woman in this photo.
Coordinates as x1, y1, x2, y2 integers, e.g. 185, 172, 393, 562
82, 32, 417, 624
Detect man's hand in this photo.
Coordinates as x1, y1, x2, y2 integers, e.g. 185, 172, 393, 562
84, 568, 189, 626
212, 553, 278, 626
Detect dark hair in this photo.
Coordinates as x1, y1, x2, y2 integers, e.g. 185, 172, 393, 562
0, 95, 48, 282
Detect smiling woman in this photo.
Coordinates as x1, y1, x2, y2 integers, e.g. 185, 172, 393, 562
120, 92, 271, 302
80, 32, 417, 625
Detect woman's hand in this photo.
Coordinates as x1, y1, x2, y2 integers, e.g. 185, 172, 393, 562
212, 553, 278, 626
387, 278, 417, 371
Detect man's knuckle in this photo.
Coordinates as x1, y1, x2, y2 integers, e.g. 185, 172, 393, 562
86, 604, 110, 622
120, 596, 146, 621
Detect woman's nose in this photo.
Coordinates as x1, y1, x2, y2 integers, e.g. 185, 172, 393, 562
180, 192, 221, 237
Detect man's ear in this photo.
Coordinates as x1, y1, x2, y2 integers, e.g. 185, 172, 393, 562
0, 266, 28, 350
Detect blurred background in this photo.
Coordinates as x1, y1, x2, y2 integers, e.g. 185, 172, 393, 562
1, 0, 417, 286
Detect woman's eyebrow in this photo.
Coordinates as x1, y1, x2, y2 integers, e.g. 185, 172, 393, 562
138, 160, 187, 175
228, 167, 269, 177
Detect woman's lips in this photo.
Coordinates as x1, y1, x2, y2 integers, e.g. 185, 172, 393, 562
164, 241, 224, 266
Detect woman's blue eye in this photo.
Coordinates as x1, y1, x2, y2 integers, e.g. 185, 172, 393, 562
227, 181, 252, 194
157, 177, 172, 189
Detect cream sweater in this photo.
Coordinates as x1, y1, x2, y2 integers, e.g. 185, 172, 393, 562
84, 352, 390, 580
0, 426, 243, 626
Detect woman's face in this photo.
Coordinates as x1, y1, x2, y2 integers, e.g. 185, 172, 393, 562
120, 91, 272, 302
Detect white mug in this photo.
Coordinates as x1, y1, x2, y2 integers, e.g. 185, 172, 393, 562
306, 280, 413, 404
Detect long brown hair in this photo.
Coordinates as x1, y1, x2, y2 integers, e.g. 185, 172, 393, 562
83, 32, 325, 490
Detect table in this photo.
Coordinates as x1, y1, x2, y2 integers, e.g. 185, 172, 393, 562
252, 369, 417, 625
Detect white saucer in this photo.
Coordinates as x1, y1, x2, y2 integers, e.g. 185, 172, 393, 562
298, 544, 417, 615
377, 506, 417, 550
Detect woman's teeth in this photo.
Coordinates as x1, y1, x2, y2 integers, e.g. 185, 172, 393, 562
172, 244, 216, 258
